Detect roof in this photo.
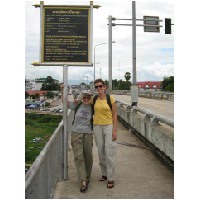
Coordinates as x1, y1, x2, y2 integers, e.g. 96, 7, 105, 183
26, 90, 47, 96
35, 77, 60, 83
137, 81, 162, 89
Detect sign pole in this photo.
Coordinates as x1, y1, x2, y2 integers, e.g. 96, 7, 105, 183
39, 1, 44, 63
63, 65, 69, 180
131, 1, 138, 106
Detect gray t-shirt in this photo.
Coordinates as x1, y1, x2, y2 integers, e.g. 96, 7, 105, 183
71, 104, 92, 134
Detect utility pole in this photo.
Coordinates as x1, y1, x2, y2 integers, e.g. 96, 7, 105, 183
108, 15, 113, 94
131, 1, 138, 106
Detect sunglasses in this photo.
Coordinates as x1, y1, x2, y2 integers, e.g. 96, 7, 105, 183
95, 85, 103, 89
83, 96, 91, 100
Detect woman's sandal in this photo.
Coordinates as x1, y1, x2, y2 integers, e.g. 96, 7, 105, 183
107, 180, 114, 189
99, 175, 107, 181
80, 180, 89, 193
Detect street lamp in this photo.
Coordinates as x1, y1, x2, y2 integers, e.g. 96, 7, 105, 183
93, 41, 116, 89
94, 43, 106, 87
84, 71, 93, 89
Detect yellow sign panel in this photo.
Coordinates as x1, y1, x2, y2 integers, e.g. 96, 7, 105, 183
41, 6, 92, 65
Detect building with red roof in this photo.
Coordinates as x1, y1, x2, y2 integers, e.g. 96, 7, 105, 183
26, 90, 48, 100
137, 81, 162, 90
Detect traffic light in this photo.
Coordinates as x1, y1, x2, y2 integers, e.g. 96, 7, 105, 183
165, 18, 171, 34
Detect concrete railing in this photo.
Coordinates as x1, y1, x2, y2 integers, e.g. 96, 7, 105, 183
25, 120, 64, 199
139, 91, 174, 101
112, 90, 174, 101
116, 100, 174, 161
25, 100, 173, 198
25, 110, 74, 199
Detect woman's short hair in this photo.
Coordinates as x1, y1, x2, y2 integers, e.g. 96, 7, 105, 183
94, 78, 105, 85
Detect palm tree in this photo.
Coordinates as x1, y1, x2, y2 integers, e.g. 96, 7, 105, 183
124, 72, 131, 81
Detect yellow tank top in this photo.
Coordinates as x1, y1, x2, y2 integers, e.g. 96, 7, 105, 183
92, 95, 115, 125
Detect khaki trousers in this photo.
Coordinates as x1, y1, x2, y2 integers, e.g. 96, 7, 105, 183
93, 124, 117, 181
71, 132, 93, 181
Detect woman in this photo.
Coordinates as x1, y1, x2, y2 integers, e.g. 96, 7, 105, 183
92, 78, 117, 189
71, 90, 93, 193
62, 86, 93, 193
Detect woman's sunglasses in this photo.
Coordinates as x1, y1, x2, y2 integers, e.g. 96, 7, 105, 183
95, 85, 103, 89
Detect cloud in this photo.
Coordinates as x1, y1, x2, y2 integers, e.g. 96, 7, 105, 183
25, 0, 174, 84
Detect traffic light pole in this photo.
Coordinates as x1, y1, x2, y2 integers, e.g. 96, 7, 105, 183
107, 1, 171, 105
108, 15, 113, 94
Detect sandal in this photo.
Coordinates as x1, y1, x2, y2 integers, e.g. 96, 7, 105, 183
80, 180, 89, 193
99, 175, 107, 181
107, 180, 114, 189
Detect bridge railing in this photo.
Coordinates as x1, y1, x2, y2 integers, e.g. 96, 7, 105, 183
25, 120, 64, 199
116, 100, 174, 162
112, 90, 174, 101
25, 109, 74, 199
25, 100, 173, 199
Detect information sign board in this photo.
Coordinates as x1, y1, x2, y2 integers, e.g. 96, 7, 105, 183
41, 6, 92, 65
143, 16, 160, 33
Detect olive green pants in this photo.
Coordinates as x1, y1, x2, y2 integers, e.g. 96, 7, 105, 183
71, 132, 93, 181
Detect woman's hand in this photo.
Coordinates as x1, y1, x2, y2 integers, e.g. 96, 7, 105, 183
112, 130, 117, 141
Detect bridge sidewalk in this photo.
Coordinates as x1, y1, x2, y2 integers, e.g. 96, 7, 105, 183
53, 120, 174, 199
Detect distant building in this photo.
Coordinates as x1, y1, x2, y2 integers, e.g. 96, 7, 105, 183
26, 90, 48, 100
25, 79, 35, 91
137, 81, 162, 91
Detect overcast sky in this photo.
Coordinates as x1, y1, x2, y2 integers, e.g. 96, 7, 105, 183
2, 1, 200, 198
25, 0, 174, 84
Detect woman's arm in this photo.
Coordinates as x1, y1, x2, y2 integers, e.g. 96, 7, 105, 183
112, 102, 117, 141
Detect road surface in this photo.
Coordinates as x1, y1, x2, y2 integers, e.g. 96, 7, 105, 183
113, 95, 174, 120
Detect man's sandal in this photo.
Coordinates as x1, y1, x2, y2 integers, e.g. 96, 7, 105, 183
99, 175, 107, 181
107, 180, 114, 189
80, 180, 89, 193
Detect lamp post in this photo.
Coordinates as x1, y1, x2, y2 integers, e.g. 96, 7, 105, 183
94, 43, 106, 87
94, 41, 116, 89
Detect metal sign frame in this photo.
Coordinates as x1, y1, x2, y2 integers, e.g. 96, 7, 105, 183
143, 16, 160, 33
39, 3, 93, 66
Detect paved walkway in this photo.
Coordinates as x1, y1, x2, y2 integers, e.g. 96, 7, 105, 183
53, 120, 174, 199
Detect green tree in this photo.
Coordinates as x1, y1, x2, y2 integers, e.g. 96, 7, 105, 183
113, 79, 118, 89
161, 76, 174, 92
124, 72, 131, 82
46, 91, 54, 99
25, 91, 29, 99
41, 76, 60, 91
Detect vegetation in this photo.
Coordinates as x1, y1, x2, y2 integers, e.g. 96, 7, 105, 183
161, 76, 174, 92
41, 76, 61, 91
104, 72, 132, 90
124, 72, 131, 81
25, 113, 62, 164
